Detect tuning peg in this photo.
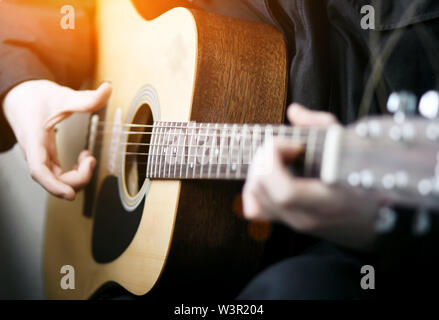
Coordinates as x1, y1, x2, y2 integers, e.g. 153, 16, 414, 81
375, 207, 397, 234
419, 91, 439, 119
413, 209, 431, 236
387, 92, 417, 123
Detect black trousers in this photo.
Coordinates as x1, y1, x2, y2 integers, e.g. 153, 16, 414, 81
92, 240, 375, 300
237, 242, 370, 300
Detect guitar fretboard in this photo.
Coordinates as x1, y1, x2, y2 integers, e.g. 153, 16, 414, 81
138, 121, 326, 180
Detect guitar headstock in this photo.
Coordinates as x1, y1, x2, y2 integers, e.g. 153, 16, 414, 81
325, 91, 439, 210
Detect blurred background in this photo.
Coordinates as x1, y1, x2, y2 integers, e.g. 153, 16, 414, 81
0, 145, 47, 299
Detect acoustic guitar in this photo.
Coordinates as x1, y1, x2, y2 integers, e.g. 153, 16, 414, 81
44, 0, 439, 299
44, 0, 287, 299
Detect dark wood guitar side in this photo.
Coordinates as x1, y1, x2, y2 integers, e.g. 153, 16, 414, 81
152, 10, 287, 299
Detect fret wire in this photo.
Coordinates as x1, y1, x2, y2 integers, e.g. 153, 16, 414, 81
163, 123, 169, 178
173, 123, 179, 178
148, 123, 154, 178
164, 123, 170, 178
200, 124, 209, 178
168, 123, 175, 178
174, 124, 180, 178
152, 122, 159, 178
247, 126, 252, 172
196, 123, 203, 179
171, 123, 178, 178
304, 128, 318, 177
146, 125, 154, 178
179, 123, 186, 179
163, 122, 170, 178
154, 125, 164, 178
252, 125, 260, 162
190, 123, 196, 179
147, 122, 153, 178
173, 124, 179, 179
161, 123, 168, 179
186, 123, 195, 179
192, 122, 198, 178
160, 123, 165, 179
115, 129, 318, 136
238, 125, 248, 179
156, 123, 163, 178
227, 125, 237, 179
153, 123, 160, 178
208, 124, 218, 179
150, 122, 156, 178
217, 124, 227, 179
191, 124, 198, 179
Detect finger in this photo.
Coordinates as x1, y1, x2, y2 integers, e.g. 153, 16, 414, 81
46, 129, 61, 167
244, 140, 300, 219
271, 139, 304, 165
283, 179, 333, 212
26, 144, 76, 200
44, 83, 112, 129
242, 175, 273, 220
242, 187, 262, 219
260, 141, 298, 206
58, 150, 96, 190
287, 103, 337, 128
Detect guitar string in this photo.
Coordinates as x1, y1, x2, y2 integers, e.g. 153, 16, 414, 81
87, 123, 328, 167
98, 148, 325, 161
92, 139, 315, 148
93, 121, 327, 133
90, 132, 328, 155
95, 122, 319, 129
91, 131, 336, 147
118, 149, 324, 175
93, 138, 327, 166
94, 143, 325, 172
92, 139, 328, 155
93, 129, 322, 137
91, 129, 323, 143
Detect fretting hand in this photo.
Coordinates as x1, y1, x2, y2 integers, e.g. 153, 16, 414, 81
242, 104, 382, 249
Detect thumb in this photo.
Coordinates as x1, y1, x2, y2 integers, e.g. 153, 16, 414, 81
287, 103, 337, 128
44, 83, 112, 129
68, 82, 112, 113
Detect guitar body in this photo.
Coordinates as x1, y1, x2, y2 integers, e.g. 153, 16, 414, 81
44, 0, 287, 299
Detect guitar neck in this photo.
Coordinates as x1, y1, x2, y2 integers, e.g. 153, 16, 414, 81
141, 121, 328, 180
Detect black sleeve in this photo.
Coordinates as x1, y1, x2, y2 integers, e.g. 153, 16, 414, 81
0, 0, 95, 151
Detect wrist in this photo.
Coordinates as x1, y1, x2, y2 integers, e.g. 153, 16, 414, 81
0, 86, 19, 151
2, 79, 52, 119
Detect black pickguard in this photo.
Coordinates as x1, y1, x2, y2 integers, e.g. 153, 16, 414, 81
91, 176, 144, 263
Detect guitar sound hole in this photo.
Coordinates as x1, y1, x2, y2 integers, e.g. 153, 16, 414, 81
124, 103, 153, 197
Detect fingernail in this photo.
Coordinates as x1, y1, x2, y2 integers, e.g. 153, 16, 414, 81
289, 103, 302, 114
63, 190, 76, 201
